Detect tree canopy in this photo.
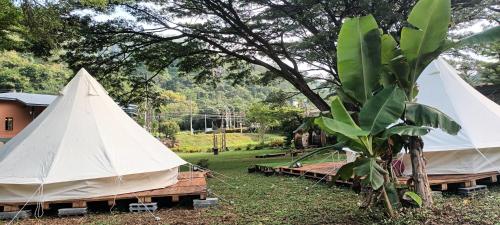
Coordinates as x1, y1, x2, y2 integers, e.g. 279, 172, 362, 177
61, 0, 496, 111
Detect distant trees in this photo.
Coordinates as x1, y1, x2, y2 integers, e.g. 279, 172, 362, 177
0, 50, 70, 93
247, 103, 303, 143
0, 0, 72, 94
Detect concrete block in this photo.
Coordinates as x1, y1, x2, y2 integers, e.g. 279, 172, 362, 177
458, 185, 488, 196
193, 198, 218, 209
58, 208, 87, 217
0, 210, 31, 220
129, 202, 158, 213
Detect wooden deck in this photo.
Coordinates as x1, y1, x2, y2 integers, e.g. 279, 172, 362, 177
398, 171, 499, 190
255, 162, 500, 190
277, 162, 349, 183
0, 172, 207, 212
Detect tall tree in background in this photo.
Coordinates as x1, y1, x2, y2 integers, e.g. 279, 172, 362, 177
61, 0, 494, 110
446, 0, 499, 84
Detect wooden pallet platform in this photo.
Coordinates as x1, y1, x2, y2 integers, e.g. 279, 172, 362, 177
398, 171, 499, 191
0, 172, 207, 212
277, 162, 348, 183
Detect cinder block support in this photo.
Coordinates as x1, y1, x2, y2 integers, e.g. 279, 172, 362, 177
0, 210, 31, 220
458, 185, 488, 196
193, 198, 218, 209
58, 208, 87, 217
129, 202, 158, 213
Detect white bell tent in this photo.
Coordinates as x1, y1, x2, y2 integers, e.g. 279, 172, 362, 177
401, 58, 500, 175
0, 69, 186, 203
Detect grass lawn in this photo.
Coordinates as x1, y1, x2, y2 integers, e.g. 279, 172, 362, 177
15, 149, 500, 225
173, 132, 284, 152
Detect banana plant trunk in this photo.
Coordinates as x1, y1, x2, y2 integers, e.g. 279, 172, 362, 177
409, 136, 433, 207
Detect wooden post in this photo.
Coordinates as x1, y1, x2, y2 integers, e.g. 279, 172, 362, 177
189, 100, 193, 135
204, 114, 207, 132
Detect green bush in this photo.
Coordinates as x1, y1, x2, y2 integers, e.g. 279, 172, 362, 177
159, 120, 180, 140
269, 139, 284, 147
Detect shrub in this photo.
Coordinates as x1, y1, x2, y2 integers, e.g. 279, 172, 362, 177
269, 139, 284, 147
159, 120, 180, 140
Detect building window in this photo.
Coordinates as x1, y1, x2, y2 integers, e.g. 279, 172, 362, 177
5, 117, 13, 131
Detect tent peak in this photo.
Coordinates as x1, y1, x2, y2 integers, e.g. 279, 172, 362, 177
76, 68, 91, 77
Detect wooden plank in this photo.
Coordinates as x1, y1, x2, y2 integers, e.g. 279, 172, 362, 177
398, 171, 500, 187
72, 201, 86, 208
3, 205, 19, 212
138, 196, 152, 203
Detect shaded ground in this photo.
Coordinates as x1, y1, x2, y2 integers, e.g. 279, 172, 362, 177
7, 149, 500, 225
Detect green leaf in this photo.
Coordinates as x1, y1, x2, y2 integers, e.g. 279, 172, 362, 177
405, 103, 461, 135
447, 26, 500, 51
334, 161, 359, 181
337, 15, 381, 104
353, 158, 386, 190
381, 34, 397, 65
401, 0, 451, 98
330, 96, 358, 127
288, 143, 344, 168
359, 86, 406, 134
334, 87, 358, 105
383, 125, 430, 138
315, 117, 369, 140
400, 0, 450, 62
404, 191, 423, 207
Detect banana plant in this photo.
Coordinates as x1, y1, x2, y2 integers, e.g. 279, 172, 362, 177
322, 0, 499, 212
315, 88, 416, 216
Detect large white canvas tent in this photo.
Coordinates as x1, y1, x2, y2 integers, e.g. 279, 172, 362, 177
0, 69, 186, 203
401, 58, 500, 175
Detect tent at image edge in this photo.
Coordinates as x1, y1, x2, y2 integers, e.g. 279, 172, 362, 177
0, 68, 187, 203
400, 58, 500, 175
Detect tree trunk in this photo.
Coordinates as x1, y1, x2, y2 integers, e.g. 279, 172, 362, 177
291, 80, 330, 111
409, 137, 433, 207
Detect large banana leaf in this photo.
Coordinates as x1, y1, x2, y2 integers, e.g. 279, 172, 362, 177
383, 125, 430, 138
337, 15, 381, 104
381, 34, 411, 89
315, 117, 369, 140
330, 96, 358, 127
334, 160, 360, 181
381, 34, 397, 65
400, 0, 450, 97
359, 86, 406, 135
400, 0, 450, 62
353, 158, 386, 190
288, 143, 345, 168
405, 103, 461, 135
